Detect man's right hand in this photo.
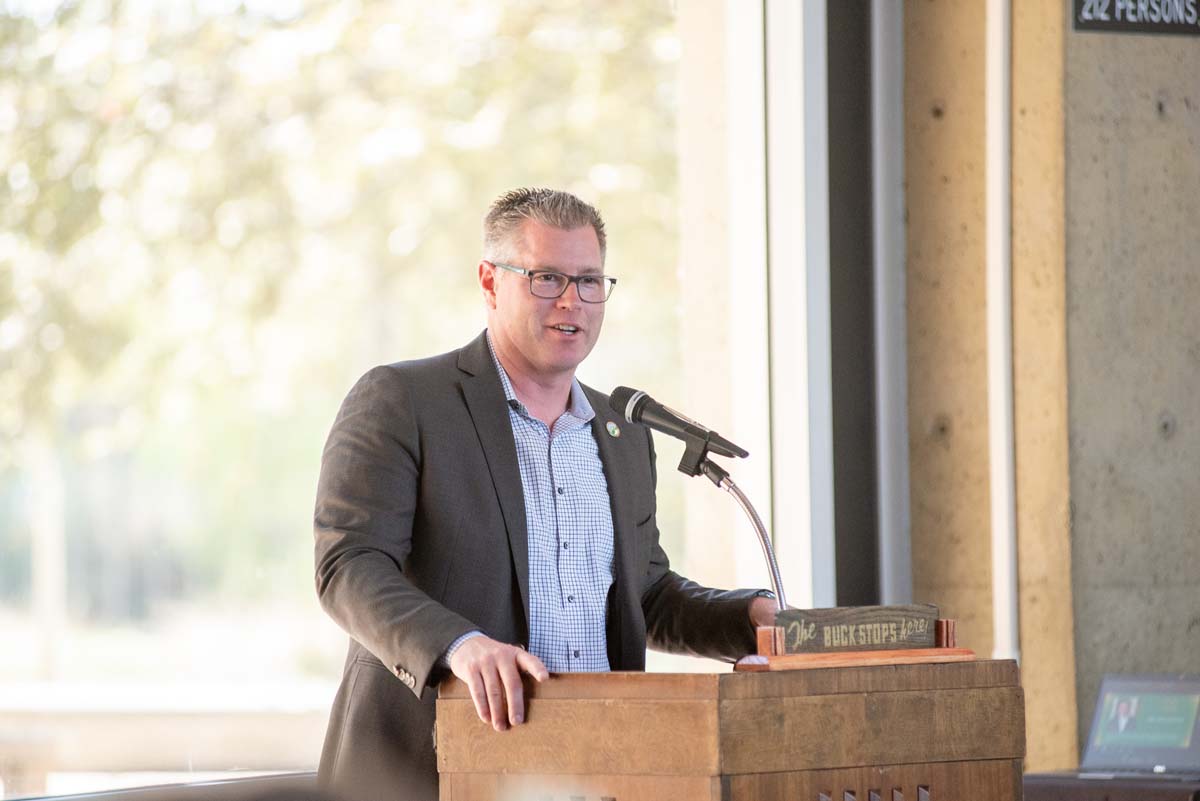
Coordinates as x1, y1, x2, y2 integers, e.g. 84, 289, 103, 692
447, 636, 549, 732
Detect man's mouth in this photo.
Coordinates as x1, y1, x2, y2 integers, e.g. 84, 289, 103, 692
549, 323, 581, 335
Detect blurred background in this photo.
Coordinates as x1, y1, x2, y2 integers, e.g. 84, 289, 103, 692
0, 0, 690, 794
4, 0, 1199, 797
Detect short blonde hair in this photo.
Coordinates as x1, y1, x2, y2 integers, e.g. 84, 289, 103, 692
483, 187, 607, 264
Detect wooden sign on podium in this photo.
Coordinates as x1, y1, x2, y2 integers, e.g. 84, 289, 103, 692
436, 660, 1024, 801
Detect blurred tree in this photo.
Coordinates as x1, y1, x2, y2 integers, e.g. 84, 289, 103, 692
0, 0, 680, 679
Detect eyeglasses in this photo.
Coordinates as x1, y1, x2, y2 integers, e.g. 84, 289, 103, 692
491, 261, 617, 303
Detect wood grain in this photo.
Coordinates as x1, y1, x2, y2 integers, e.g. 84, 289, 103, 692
436, 662, 1026, 800
439, 671, 720, 701
719, 659, 1018, 700
440, 660, 1019, 702
724, 758, 1023, 801
756, 626, 784, 657
440, 772, 722, 801
436, 698, 719, 776
718, 686, 1026, 774
735, 648, 976, 672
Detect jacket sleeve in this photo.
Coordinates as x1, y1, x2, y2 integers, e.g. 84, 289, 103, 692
636, 428, 764, 662
313, 366, 477, 695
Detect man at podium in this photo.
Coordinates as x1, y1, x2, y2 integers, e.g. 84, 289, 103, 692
313, 188, 776, 801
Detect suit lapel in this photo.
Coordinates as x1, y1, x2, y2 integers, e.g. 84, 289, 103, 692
588, 388, 639, 605
458, 334, 530, 629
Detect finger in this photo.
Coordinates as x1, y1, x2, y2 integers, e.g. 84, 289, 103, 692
465, 669, 490, 726
515, 649, 550, 682
497, 655, 526, 726
480, 665, 507, 731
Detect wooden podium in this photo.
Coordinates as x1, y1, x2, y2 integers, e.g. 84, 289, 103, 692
437, 659, 1024, 801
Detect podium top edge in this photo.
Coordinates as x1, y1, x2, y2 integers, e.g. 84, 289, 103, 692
437, 659, 1019, 700
438, 671, 723, 700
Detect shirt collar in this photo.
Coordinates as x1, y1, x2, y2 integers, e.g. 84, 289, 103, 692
485, 329, 595, 423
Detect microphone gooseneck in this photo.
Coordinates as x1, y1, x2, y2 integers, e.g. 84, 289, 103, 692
606, 385, 786, 611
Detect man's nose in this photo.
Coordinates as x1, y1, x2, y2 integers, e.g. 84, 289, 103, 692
556, 279, 584, 306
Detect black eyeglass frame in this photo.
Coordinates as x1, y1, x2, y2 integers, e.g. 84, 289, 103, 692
489, 261, 618, 303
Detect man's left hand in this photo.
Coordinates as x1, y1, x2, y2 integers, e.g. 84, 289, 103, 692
748, 595, 779, 628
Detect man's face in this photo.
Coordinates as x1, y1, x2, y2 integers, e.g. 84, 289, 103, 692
481, 219, 605, 381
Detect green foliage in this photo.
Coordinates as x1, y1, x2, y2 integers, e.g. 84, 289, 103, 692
0, 1, 681, 619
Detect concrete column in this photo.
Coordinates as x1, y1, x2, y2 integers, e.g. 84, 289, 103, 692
1012, 0, 1078, 771
904, 1, 995, 655
1064, 5, 1200, 748
906, 0, 1082, 768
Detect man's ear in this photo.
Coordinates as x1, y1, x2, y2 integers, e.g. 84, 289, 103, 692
479, 260, 498, 310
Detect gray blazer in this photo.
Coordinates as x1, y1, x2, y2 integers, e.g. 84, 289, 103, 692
314, 331, 760, 801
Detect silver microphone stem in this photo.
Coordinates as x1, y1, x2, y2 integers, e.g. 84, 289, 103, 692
700, 462, 787, 611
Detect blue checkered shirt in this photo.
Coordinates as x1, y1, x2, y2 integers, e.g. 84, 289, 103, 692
444, 333, 615, 672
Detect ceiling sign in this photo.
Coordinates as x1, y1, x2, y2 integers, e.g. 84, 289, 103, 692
1074, 0, 1200, 34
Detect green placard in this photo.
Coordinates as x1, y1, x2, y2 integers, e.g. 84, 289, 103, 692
775, 603, 939, 654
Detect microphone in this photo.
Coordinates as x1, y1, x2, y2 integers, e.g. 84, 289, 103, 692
611, 389, 785, 606
609, 387, 748, 460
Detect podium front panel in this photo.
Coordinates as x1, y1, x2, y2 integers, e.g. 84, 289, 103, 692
436, 660, 1024, 801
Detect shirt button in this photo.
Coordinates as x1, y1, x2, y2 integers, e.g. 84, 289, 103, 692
562, 542, 568, 549
573, 650, 580, 659
556, 487, 564, 495
568, 595, 575, 603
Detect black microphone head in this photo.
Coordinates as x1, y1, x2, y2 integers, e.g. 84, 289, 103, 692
608, 386, 645, 423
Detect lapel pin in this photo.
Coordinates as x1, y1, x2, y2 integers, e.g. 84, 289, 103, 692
606, 421, 621, 438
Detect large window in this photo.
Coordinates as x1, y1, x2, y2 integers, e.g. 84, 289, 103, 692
0, 1, 686, 795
